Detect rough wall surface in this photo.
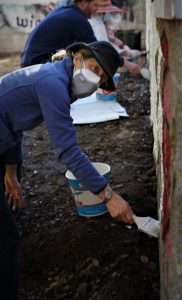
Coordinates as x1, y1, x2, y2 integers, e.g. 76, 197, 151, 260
147, 1, 182, 299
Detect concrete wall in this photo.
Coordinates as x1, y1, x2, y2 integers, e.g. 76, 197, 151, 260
146, 1, 182, 299
0, 2, 56, 54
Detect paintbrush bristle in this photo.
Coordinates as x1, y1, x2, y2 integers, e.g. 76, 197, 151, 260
133, 215, 160, 238
140, 218, 160, 238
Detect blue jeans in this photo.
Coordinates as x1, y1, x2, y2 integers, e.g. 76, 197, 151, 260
0, 183, 20, 300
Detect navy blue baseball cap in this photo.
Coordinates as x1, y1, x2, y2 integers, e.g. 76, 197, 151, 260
66, 41, 124, 90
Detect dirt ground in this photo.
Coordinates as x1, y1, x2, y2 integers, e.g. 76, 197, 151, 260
0, 55, 159, 300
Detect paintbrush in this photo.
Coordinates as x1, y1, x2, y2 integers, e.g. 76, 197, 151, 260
133, 215, 160, 238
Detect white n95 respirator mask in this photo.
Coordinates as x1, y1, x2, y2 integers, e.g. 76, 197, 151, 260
71, 57, 101, 99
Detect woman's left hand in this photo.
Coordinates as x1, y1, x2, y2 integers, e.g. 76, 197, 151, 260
4, 164, 24, 211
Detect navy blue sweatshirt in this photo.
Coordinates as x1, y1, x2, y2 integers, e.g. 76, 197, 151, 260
0, 57, 107, 194
20, 5, 97, 67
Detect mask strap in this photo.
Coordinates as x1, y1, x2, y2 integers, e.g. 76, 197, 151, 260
73, 54, 84, 72
80, 55, 85, 70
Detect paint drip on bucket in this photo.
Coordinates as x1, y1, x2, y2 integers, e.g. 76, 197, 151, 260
65, 162, 110, 217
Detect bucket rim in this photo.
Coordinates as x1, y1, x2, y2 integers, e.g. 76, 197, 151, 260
65, 162, 110, 180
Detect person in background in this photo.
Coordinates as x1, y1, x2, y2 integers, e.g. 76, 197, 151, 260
0, 41, 134, 300
89, 13, 140, 74
89, 0, 143, 59
104, 14, 141, 56
20, 0, 140, 75
20, 0, 99, 67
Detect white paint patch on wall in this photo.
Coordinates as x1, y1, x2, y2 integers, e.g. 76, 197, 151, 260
146, 0, 164, 221
1, 4, 45, 33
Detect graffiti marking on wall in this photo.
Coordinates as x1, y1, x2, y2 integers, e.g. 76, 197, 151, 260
0, 3, 55, 34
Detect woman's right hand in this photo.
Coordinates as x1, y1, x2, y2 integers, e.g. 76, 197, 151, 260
98, 186, 134, 224
106, 192, 134, 224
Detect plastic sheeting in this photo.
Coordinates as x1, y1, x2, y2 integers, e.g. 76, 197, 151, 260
71, 92, 128, 124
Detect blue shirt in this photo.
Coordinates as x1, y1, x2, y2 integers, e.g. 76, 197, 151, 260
0, 57, 107, 194
20, 5, 97, 67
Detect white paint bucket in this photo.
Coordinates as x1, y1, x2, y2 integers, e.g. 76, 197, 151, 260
65, 162, 110, 217
96, 73, 120, 101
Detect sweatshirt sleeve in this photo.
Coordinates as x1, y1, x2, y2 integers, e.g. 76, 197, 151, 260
34, 77, 107, 194
0, 116, 23, 164
4, 140, 23, 164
